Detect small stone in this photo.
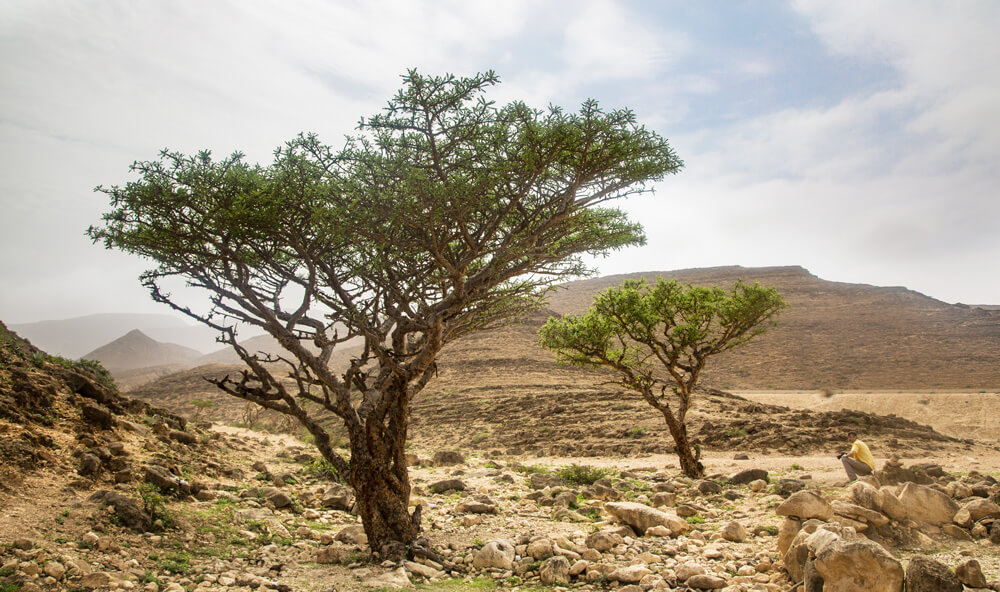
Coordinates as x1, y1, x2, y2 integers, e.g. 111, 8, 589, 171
686, 573, 727, 589
719, 521, 747, 542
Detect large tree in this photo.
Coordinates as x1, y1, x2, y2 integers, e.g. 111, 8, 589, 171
539, 278, 785, 478
88, 71, 682, 557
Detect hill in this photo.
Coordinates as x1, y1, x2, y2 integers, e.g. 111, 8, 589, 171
9, 313, 222, 357
547, 266, 1000, 391
127, 266, 999, 458
82, 329, 202, 373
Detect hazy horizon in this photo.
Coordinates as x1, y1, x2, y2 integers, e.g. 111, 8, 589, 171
3, 1, 999, 323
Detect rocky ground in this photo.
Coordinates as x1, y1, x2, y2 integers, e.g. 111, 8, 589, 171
2, 321, 999, 592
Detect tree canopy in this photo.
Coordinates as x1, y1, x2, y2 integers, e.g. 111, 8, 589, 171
89, 70, 683, 556
539, 278, 785, 477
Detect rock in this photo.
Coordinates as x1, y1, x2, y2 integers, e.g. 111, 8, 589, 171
831, 500, 890, 527
89, 490, 153, 531
529, 472, 563, 490
849, 480, 882, 511
719, 521, 747, 542
645, 525, 672, 537
814, 538, 903, 592
962, 498, 1000, 522
473, 539, 515, 569
650, 491, 676, 507
882, 482, 959, 524
955, 558, 989, 589
604, 501, 688, 535
729, 468, 768, 485
335, 524, 367, 545
429, 479, 466, 494
539, 555, 571, 585
749, 479, 767, 492
81, 403, 114, 428
609, 564, 651, 583
144, 465, 188, 494
585, 530, 623, 552
432, 450, 464, 466
676, 562, 706, 580
78, 453, 101, 476
695, 480, 723, 495
777, 517, 801, 556
734, 453, 749, 460
321, 484, 353, 511
78, 572, 114, 588
686, 574, 727, 589
456, 501, 497, 514
775, 478, 805, 496
775, 490, 833, 521
260, 486, 292, 508
168, 429, 197, 445
43, 561, 66, 579
526, 538, 554, 560
12, 538, 33, 550
904, 555, 963, 592
365, 567, 411, 589
317, 547, 342, 564
942, 524, 973, 540
953, 507, 973, 528
405, 560, 444, 579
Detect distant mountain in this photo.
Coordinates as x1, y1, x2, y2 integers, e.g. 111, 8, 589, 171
82, 329, 202, 373
9, 313, 259, 357
11, 313, 200, 358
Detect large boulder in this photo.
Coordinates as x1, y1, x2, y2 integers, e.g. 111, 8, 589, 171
775, 490, 833, 521
962, 498, 1000, 522
904, 555, 963, 592
883, 482, 959, 524
604, 501, 688, 536
955, 559, 989, 589
814, 538, 903, 592
831, 500, 889, 527
849, 480, 882, 512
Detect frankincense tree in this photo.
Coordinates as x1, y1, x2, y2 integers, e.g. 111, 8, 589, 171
539, 278, 785, 478
89, 70, 682, 557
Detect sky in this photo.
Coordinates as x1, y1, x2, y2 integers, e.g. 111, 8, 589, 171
2, 0, 998, 325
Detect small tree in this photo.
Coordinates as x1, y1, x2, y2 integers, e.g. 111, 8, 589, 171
539, 278, 785, 478
88, 70, 682, 557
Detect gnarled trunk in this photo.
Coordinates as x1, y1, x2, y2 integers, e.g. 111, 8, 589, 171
660, 408, 704, 478
351, 455, 419, 560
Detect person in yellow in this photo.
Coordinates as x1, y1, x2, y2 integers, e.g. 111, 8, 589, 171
839, 431, 876, 481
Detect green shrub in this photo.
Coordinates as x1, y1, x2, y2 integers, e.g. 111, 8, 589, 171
137, 483, 173, 529
556, 464, 614, 486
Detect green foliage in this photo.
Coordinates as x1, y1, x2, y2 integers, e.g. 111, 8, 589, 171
539, 277, 784, 477
628, 426, 647, 438
136, 482, 173, 529
303, 458, 344, 483
685, 515, 705, 524
556, 464, 614, 485
511, 464, 550, 475
158, 551, 190, 575
88, 69, 681, 551
0, 583, 21, 592
539, 278, 785, 385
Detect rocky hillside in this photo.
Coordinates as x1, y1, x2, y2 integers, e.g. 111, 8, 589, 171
547, 266, 1000, 391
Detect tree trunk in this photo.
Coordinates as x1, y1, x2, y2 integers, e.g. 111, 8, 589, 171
659, 408, 705, 478
351, 460, 419, 560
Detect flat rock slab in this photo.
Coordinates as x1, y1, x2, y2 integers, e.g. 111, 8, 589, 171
604, 501, 688, 536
